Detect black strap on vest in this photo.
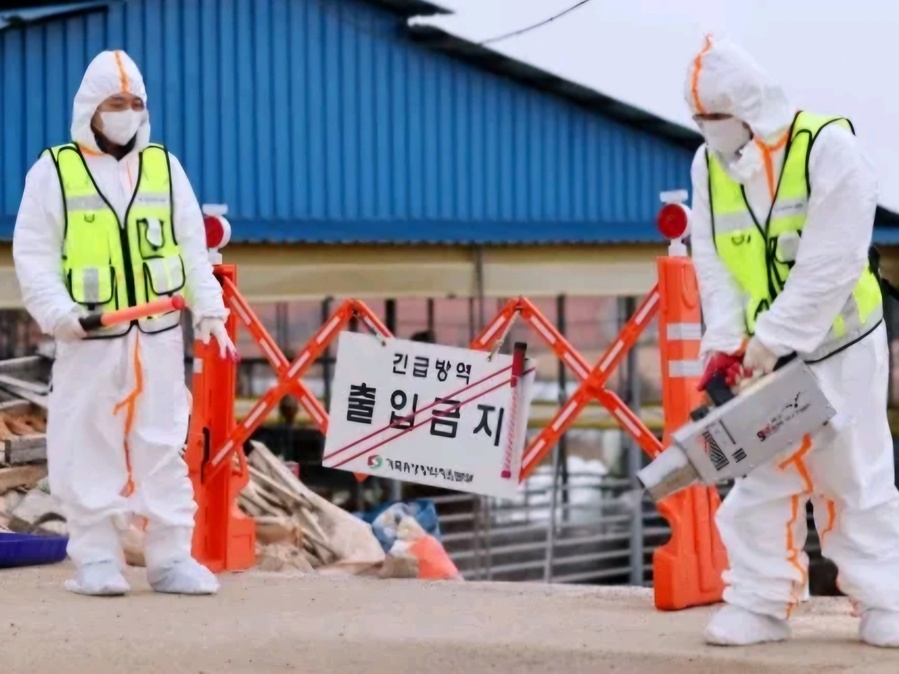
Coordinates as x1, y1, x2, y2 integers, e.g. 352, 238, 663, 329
869, 245, 899, 302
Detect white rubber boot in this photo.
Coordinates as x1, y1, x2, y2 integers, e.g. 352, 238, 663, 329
860, 609, 899, 647
64, 560, 130, 597
147, 558, 220, 595
704, 604, 791, 646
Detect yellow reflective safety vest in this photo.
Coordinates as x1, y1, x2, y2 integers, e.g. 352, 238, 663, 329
707, 111, 883, 362
44, 143, 185, 337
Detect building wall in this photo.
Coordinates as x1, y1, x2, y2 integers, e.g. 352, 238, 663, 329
0, 0, 695, 243
0, 239, 667, 306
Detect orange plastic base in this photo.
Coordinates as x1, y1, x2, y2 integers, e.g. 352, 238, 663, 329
653, 486, 728, 610
191, 499, 256, 574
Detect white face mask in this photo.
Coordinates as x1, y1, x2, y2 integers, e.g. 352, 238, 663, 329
698, 118, 752, 157
99, 109, 143, 146
723, 141, 764, 183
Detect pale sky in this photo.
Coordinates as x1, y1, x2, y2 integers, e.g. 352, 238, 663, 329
412, 0, 899, 212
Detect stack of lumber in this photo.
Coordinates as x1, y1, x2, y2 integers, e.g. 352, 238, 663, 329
0, 400, 47, 466
240, 441, 386, 574
0, 469, 62, 536
0, 398, 56, 535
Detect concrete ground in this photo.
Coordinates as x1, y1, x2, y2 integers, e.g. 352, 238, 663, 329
0, 563, 896, 674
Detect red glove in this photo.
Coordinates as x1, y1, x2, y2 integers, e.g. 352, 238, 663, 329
697, 352, 752, 391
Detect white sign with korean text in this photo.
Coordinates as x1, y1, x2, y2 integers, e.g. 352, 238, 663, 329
322, 331, 537, 499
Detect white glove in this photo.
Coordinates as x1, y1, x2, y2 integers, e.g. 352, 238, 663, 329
742, 335, 778, 376
196, 317, 238, 361
52, 311, 87, 342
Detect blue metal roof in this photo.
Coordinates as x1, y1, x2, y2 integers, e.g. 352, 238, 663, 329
0, 0, 896, 245
0, 0, 700, 245
0, 1, 109, 31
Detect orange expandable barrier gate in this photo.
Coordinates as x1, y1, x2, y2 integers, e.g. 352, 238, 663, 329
186, 262, 392, 572
188, 250, 727, 607
470, 251, 727, 610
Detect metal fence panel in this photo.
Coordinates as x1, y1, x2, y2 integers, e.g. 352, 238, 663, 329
432, 474, 822, 586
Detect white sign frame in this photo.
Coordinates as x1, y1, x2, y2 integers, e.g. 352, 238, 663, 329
322, 331, 536, 499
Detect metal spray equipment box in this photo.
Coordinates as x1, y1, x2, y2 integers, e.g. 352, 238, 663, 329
637, 359, 836, 501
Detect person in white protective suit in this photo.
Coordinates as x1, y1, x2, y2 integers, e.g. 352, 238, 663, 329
686, 36, 899, 647
12, 50, 238, 596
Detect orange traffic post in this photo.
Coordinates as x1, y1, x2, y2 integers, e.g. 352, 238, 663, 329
651, 191, 728, 609
185, 262, 255, 573
651, 248, 728, 610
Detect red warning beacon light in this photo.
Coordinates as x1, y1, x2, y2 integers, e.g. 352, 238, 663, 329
658, 203, 689, 240
657, 190, 691, 255
202, 204, 231, 264
204, 216, 226, 249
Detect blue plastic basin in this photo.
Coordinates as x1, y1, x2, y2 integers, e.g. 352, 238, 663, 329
0, 532, 68, 568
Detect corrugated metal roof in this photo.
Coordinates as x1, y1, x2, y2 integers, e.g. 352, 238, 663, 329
371, 0, 899, 232
402, 18, 703, 150
871, 228, 899, 246
360, 0, 447, 16
1, 0, 896, 245
0, 0, 701, 246
0, 1, 109, 31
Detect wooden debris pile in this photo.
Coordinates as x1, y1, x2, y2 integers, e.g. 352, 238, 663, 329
0, 466, 61, 535
0, 400, 48, 467
119, 443, 389, 574
240, 441, 386, 574
0, 396, 56, 535
240, 442, 337, 571
0, 357, 51, 467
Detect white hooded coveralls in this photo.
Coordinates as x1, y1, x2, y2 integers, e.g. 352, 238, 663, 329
687, 38, 899, 620
12, 51, 227, 577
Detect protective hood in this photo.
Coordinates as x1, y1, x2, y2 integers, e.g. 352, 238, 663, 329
685, 37, 796, 144
71, 50, 150, 155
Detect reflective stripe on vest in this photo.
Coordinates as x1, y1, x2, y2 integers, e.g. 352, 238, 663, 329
46, 143, 185, 337
708, 111, 883, 361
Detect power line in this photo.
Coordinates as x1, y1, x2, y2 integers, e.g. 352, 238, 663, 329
478, 0, 595, 46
